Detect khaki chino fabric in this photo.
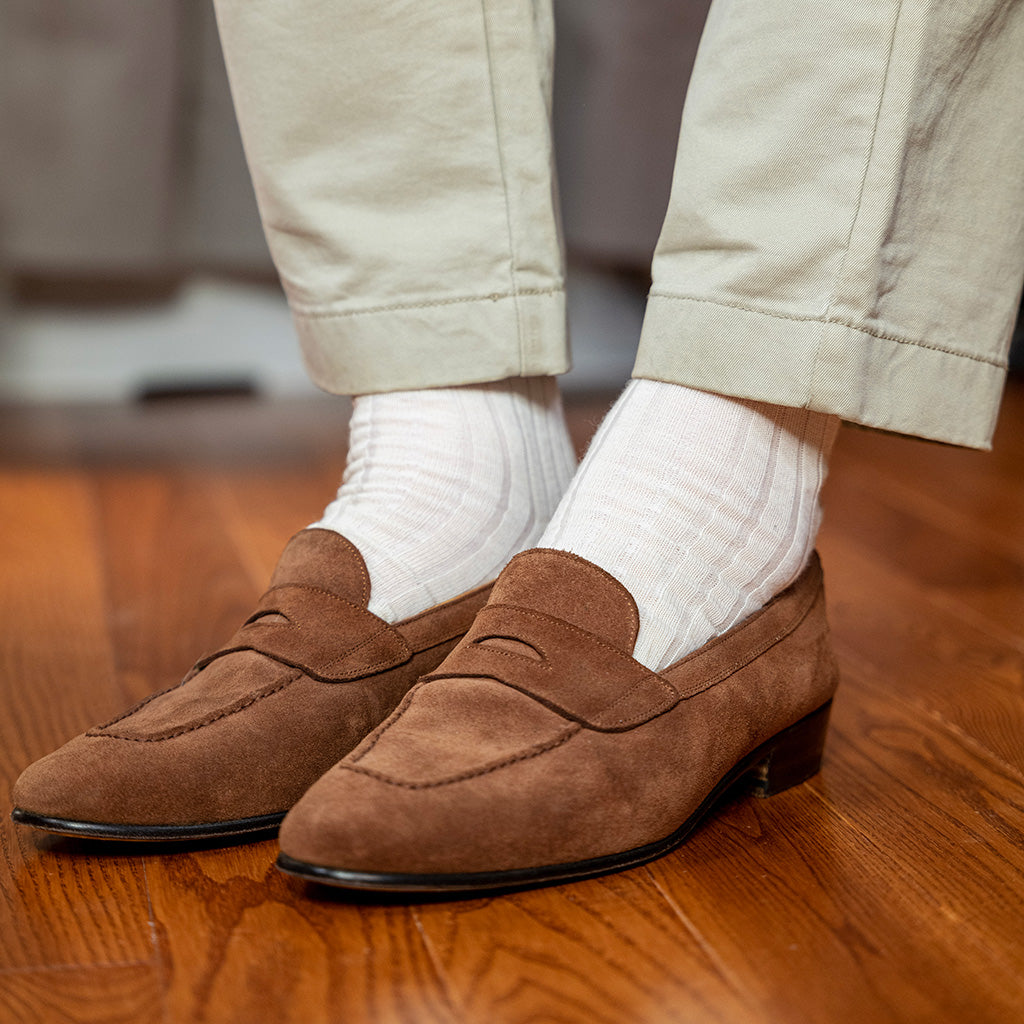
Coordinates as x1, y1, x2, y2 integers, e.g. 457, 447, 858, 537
213, 0, 1024, 449
213, 0, 567, 394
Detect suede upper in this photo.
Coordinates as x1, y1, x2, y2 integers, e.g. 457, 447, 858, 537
278, 548, 839, 876
12, 529, 491, 830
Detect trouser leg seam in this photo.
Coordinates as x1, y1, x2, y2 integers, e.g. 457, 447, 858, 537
810, 0, 908, 391
479, 0, 526, 375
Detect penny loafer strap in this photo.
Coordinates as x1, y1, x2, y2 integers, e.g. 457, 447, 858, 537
422, 603, 679, 731
188, 584, 413, 683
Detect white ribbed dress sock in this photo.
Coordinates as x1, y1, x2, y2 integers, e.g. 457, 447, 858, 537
539, 379, 840, 671
315, 377, 577, 622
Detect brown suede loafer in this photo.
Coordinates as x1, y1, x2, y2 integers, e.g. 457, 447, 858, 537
11, 528, 491, 842
276, 548, 839, 893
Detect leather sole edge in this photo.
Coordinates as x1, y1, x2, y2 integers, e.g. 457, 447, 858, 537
10, 807, 286, 842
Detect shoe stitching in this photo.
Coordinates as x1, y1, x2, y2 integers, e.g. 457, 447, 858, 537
85, 552, 467, 742
89, 670, 304, 742
667, 557, 820, 666
389, 583, 491, 653
195, 641, 410, 684
396, 631, 467, 657
92, 684, 181, 730
587, 671, 677, 729
503, 548, 642, 637
198, 584, 411, 679
348, 675, 439, 764
287, 530, 371, 605
260, 583, 373, 616
338, 722, 581, 789
468, 634, 552, 667
350, 538, 372, 605
413, 604, 677, 729
417, 670, 671, 734
346, 565, 823, 780
671, 578, 822, 700
319, 625, 410, 676
461, 640, 553, 667
470, 603, 659, 675
448, 603, 678, 705
86, 599, 475, 742
377, 563, 820, 756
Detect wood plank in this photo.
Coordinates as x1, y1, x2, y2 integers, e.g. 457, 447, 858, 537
822, 454, 1024, 644
0, 473, 128, 770
830, 439, 1024, 565
210, 467, 345, 589
413, 871, 756, 1024
146, 845, 458, 1024
0, 470, 157, 971
2, 387, 1022, 1024
829, 377, 1024, 546
647, 672, 1024, 1024
91, 470, 268, 702
822, 381, 1024, 648
817, 535, 1024, 775
0, 964, 163, 1024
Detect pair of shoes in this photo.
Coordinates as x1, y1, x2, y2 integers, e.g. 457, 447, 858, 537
10, 529, 491, 841
276, 547, 839, 893
12, 538, 838, 897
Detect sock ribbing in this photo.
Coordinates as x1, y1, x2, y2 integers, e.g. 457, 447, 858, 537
540, 379, 839, 670
315, 376, 576, 622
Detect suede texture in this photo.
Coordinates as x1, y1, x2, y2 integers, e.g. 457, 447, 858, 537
12, 529, 491, 827
278, 548, 840, 874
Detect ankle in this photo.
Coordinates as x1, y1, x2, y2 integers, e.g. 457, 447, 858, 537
316, 377, 576, 621
541, 381, 838, 669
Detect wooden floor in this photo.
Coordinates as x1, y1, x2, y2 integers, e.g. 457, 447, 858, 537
1, 384, 1022, 1024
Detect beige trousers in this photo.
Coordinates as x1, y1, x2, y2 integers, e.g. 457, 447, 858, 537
213, 0, 1024, 449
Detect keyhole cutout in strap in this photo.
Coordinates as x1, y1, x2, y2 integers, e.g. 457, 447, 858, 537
245, 611, 291, 626
472, 635, 544, 661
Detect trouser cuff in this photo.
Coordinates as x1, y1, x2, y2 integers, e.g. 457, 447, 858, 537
634, 295, 1007, 450
295, 289, 569, 394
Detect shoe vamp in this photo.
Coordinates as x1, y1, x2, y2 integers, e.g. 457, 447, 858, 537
91, 651, 297, 739
287, 705, 730, 875
348, 676, 576, 785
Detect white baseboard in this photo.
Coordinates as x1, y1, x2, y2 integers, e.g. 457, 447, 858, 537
1, 267, 642, 402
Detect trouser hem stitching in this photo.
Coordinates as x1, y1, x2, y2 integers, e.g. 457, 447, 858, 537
294, 287, 564, 321
647, 292, 1005, 369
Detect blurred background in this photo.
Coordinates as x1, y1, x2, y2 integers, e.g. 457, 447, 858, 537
2, 0, 1020, 405
0, 0, 714, 403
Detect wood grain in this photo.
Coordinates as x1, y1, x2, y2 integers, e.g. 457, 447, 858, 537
0, 965, 163, 1024
412, 872, 757, 1024
820, 538, 1024, 773
148, 846, 457, 1024
648, 682, 1024, 1024
91, 471, 266, 702
0, 472, 157, 972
